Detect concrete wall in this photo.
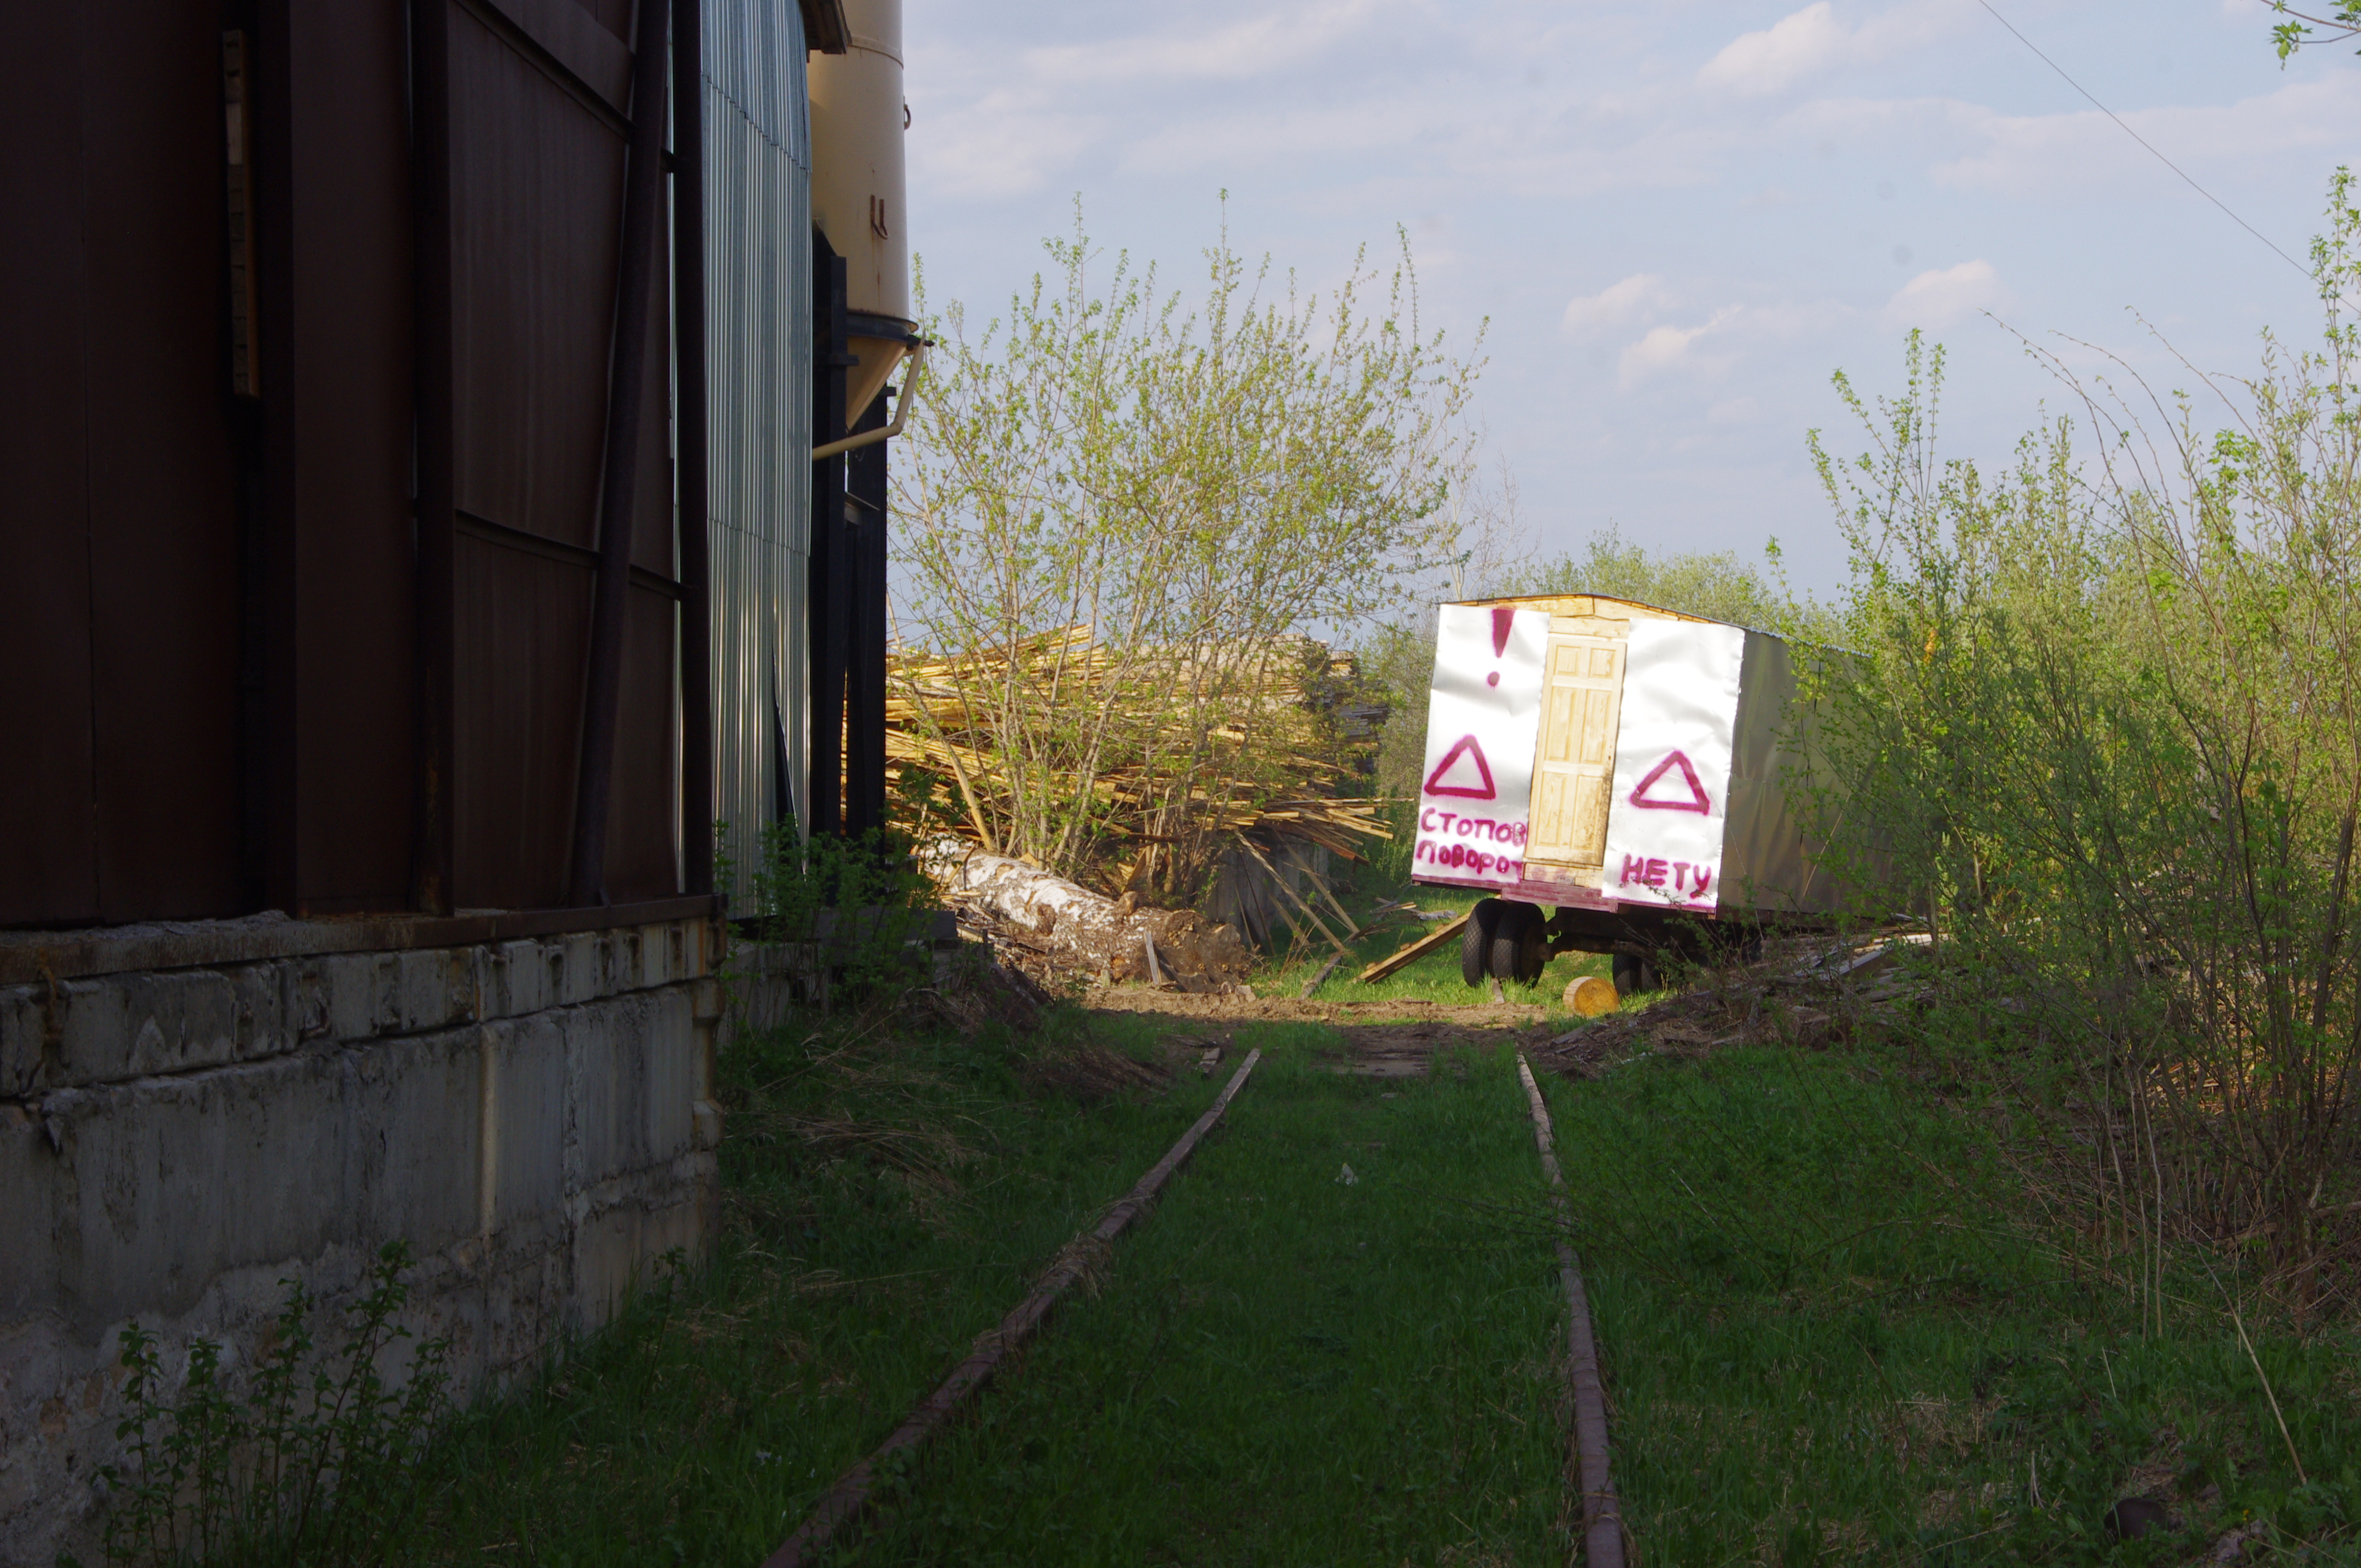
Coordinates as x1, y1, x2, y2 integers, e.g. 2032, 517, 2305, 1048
0, 913, 725, 1565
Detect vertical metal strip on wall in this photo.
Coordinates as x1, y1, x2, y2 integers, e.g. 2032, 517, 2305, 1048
703, 0, 812, 913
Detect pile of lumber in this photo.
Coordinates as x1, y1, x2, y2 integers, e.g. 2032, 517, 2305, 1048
885, 628, 1392, 890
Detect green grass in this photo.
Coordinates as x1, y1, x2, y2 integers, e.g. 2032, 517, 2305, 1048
401, 1011, 1225, 1565
391, 993, 2357, 1567
834, 1030, 1570, 1566
1540, 1046, 2361, 1565
1252, 873, 1617, 1016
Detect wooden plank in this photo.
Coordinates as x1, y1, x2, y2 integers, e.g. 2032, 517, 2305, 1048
1297, 950, 1347, 999
1244, 839, 1351, 955
1304, 866, 1360, 935
1357, 912, 1468, 984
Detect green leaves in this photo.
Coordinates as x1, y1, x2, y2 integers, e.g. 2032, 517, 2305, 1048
97, 1242, 450, 1566
894, 210, 1482, 891
1813, 170, 2361, 1302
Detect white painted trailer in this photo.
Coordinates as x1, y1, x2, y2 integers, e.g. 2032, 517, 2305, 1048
1411, 594, 1846, 993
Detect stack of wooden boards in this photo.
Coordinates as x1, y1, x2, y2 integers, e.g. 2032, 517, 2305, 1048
885, 627, 1392, 893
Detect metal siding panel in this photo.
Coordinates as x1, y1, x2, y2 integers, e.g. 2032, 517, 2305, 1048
83, 0, 244, 920
606, 585, 683, 899
448, 7, 624, 551
582, 0, 635, 41
0, 2, 100, 925
702, 0, 808, 912
448, 0, 681, 908
453, 536, 591, 909
289, 2, 418, 911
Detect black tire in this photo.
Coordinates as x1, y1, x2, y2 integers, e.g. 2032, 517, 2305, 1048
1489, 902, 1547, 985
1612, 951, 1646, 999
1461, 898, 1503, 987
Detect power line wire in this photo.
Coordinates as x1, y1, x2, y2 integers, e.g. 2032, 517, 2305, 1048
1974, 0, 2315, 281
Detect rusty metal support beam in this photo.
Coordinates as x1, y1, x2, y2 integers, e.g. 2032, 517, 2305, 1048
567, 0, 672, 908
806, 234, 850, 839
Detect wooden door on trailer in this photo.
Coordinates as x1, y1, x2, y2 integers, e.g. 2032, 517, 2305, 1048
1526, 636, 1625, 868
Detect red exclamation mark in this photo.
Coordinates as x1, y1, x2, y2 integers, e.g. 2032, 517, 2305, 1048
1488, 606, 1513, 687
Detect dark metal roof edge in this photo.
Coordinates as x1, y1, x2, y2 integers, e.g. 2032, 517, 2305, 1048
0, 895, 727, 986
798, 0, 849, 53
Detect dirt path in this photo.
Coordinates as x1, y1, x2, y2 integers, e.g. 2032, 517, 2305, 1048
1085, 983, 1561, 1077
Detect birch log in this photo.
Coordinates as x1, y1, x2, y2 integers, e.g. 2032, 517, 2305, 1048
920, 839, 1255, 989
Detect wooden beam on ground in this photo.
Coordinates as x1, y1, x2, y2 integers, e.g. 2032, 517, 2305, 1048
1297, 950, 1347, 999
1356, 912, 1468, 984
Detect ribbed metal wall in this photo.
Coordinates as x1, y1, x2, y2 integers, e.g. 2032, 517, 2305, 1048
702, 0, 810, 911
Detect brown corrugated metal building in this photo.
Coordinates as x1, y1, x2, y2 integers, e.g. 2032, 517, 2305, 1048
1, 0, 865, 930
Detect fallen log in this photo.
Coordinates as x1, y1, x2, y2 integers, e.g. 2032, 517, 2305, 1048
921, 840, 1254, 991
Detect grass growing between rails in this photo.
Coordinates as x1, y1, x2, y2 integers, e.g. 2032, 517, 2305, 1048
1537, 1040, 2361, 1564
831, 1028, 1573, 1567
397, 1008, 1224, 1566
336, 990, 2357, 1566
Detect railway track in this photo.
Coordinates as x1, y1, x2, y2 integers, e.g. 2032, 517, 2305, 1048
765, 1040, 1624, 1565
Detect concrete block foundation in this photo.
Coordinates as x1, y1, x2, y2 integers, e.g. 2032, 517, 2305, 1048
0, 905, 725, 1565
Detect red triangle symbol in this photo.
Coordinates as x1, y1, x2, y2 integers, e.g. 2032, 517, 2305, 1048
1424, 734, 1496, 799
1628, 749, 1711, 813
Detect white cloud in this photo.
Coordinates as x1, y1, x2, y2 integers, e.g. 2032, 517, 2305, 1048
1023, 0, 1391, 85
1612, 297, 1858, 389
1698, 0, 1963, 97
1618, 307, 1742, 387
1927, 75, 2361, 200
1699, 3, 1851, 96
1882, 259, 2012, 328
1563, 273, 1674, 335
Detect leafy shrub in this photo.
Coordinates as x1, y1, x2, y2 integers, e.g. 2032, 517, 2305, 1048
77, 1242, 449, 1568
1809, 172, 2361, 1313
723, 818, 944, 1007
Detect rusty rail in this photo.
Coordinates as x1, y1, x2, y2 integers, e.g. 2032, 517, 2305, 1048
1515, 1052, 1626, 1568
763, 1048, 1264, 1567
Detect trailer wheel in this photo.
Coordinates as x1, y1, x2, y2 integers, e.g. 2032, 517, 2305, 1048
1489, 901, 1548, 985
1461, 899, 1504, 987
1612, 951, 1660, 999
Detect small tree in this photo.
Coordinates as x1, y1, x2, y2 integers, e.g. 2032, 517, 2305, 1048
894, 207, 1483, 896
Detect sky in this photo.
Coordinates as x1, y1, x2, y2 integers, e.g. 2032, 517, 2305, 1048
901, 0, 2359, 597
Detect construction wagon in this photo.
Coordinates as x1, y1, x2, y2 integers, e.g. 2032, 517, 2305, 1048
1412, 595, 1846, 998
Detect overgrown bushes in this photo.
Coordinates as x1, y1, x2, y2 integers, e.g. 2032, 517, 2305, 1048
1812, 172, 2361, 1314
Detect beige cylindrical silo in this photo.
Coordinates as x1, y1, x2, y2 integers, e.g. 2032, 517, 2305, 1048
809, 0, 911, 423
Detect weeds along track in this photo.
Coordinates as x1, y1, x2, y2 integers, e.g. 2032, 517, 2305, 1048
764, 1049, 1265, 1566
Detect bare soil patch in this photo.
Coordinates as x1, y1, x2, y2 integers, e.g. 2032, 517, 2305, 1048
1084, 983, 1559, 1076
